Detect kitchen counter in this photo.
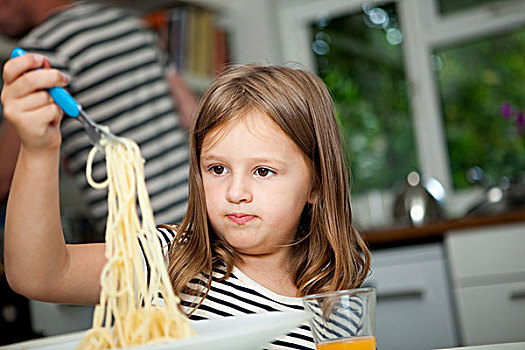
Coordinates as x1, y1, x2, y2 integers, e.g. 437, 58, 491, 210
362, 207, 525, 248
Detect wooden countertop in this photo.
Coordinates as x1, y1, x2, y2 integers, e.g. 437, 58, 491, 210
362, 207, 525, 248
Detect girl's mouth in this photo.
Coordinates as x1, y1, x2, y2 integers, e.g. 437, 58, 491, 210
227, 213, 256, 225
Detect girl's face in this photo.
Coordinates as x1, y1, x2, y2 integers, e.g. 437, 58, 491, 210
200, 111, 314, 260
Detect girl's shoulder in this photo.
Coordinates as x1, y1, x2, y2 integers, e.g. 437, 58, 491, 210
156, 225, 179, 242
156, 224, 191, 245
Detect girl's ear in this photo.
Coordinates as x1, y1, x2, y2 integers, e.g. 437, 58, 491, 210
307, 186, 318, 204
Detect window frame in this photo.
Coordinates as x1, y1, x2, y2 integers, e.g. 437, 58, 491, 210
278, 0, 525, 221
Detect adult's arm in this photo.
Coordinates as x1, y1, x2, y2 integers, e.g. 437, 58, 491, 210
167, 70, 198, 131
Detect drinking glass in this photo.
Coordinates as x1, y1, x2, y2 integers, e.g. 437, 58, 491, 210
303, 287, 376, 350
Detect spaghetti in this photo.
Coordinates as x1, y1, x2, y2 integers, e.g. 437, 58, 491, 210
77, 136, 194, 349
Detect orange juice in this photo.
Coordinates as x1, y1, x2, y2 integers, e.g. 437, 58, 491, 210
316, 336, 376, 350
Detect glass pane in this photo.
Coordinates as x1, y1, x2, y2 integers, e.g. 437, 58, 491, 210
311, 3, 417, 194
434, 28, 525, 189
438, 0, 508, 15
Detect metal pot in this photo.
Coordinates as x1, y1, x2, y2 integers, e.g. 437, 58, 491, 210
393, 172, 446, 226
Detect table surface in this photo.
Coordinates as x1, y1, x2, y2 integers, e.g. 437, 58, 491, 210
435, 341, 525, 350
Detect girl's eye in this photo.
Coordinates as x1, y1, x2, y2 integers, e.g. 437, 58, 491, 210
255, 167, 275, 178
210, 165, 228, 175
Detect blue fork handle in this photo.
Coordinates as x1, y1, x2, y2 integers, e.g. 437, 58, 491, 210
10, 48, 80, 118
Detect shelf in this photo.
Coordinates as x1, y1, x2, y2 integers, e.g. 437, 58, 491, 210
180, 71, 213, 93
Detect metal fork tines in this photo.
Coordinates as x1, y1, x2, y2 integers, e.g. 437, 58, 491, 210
75, 108, 120, 152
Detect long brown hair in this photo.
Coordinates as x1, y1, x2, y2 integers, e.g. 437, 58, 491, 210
164, 65, 371, 309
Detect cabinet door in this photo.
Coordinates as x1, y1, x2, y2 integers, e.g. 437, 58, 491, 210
29, 300, 93, 336
455, 281, 525, 345
446, 223, 525, 285
366, 244, 458, 350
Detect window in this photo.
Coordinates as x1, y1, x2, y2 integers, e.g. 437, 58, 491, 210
311, 3, 417, 194
434, 27, 525, 189
279, 0, 525, 225
438, 0, 508, 15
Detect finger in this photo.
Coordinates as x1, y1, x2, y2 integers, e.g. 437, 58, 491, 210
8, 102, 63, 152
4, 96, 63, 128
2, 54, 45, 84
2, 91, 54, 124
12, 90, 55, 112
18, 102, 64, 129
42, 58, 51, 69
41, 102, 64, 126
8, 69, 68, 99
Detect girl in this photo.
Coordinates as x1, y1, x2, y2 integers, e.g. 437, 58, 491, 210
2, 56, 371, 349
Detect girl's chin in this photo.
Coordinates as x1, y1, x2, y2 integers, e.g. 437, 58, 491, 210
228, 241, 264, 254
224, 238, 268, 255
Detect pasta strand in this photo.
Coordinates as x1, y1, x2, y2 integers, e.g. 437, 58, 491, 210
78, 137, 194, 349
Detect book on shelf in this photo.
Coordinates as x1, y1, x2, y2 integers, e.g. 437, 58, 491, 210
143, 5, 230, 81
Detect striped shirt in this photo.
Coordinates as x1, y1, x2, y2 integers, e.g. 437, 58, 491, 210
20, 2, 189, 235
150, 227, 316, 350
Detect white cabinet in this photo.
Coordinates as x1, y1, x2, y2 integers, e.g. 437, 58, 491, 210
446, 223, 525, 345
366, 243, 458, 350
454, 281, 525, 345
29, 300, 93, 336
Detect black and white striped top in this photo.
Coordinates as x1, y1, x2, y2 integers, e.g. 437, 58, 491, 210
20, 2, 189, 235
151, 227, 316, 350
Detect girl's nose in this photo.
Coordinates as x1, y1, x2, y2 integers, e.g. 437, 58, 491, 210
226, 175, 253, 204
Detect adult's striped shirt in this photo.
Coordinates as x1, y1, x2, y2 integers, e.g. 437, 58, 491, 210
149, 227, 316, 350
20, 2, 189, 236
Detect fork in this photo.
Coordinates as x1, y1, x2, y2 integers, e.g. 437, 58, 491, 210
10, 47, 120, 152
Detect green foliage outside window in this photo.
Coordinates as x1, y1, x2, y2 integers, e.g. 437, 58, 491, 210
311, 4, 418, 194
435, 28, 525, 188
